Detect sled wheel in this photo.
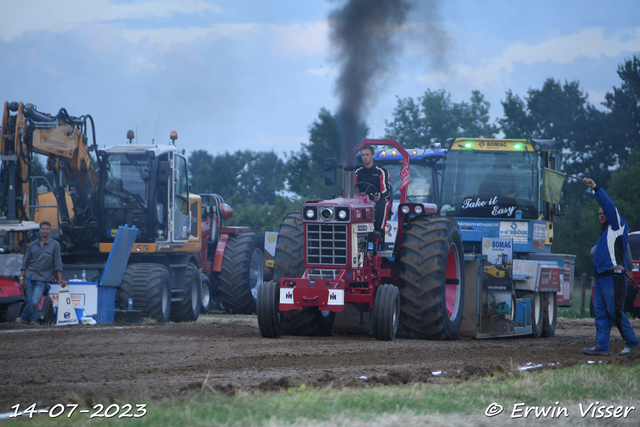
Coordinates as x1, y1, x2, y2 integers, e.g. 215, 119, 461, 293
219, 231, 264, 314
120, 263, 171, 322
541, 291, 557, 337
373, 284, 400, 341
257, 280, 282, 338
170, 263, 201, 322
399, 216, 465, 340
530, 292, 543, 338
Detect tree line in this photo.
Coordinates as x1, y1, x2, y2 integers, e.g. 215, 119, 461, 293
191, 54, 640, 276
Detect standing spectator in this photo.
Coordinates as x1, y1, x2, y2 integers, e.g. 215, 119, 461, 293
16, 221, 67, 324
582, 178, 640, 356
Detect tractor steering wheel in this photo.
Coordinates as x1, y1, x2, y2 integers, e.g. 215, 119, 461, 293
355, 182, 378, 200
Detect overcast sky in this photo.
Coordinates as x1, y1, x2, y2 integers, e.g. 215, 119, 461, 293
2, 0, 639, 160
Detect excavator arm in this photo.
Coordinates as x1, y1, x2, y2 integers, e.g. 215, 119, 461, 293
1, 101, 99, 241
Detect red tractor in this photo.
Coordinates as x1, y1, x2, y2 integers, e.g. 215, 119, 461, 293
197, 194, 264, 314
257, 139, 465, 340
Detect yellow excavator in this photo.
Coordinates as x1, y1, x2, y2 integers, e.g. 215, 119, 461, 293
1, 101, 203, 322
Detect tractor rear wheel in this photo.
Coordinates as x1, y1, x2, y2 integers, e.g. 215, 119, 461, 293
273, 213, 326, 336
219, 231, 264, 314
399, 216, 465, 340
200, 274, 212, 313
170, 263, 201, 322
373, 284, 400, 341
541, 292, 557, 337
6, 301, 25, 323
257, 280, 282, 338
120, 263, 171, 322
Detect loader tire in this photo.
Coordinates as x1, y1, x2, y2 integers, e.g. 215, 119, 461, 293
541, 292, 557, 337
399, 216, 465, 340
273, 213, 327, 336
373, 284, 400, 341
219, 231, 264, 314
257, 280, 282, 338
170, 263, 201, 322
119, 263, 171, 322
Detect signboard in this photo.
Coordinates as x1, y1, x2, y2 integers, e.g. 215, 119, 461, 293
533, 222, 546, 250
458, 195, 518, 218
499, 221, 528, 242
480, 237, 514, 336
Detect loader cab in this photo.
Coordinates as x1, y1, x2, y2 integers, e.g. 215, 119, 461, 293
98, 144, 192, 245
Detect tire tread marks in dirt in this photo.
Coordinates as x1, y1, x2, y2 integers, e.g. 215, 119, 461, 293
119, 263, 171, 322
257, 280, 282, 338
219, 231, 264, 314
273, 213, 324, 336
399, 216, 465, 340
170, 263, 201, 322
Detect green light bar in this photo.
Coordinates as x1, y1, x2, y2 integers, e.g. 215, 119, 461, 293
514, 143, 522, 149
464, 142, 473, 148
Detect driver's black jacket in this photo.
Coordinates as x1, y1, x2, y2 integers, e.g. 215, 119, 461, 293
354, 162, 391, 200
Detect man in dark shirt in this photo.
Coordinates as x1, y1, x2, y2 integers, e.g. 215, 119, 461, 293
16, 221, 67, 323
355, 144, 391, 235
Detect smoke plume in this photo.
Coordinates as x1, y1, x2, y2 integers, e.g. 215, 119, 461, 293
328, 0, 447, 157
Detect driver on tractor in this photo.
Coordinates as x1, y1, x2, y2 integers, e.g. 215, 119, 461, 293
355, 144, 391, 236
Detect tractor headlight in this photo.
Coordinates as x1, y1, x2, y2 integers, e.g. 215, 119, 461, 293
336, 207, 350, 221
414, 205, 423, 214
304, 206, 317, 220
401, 205, 410, 214
634, 262, 639, 272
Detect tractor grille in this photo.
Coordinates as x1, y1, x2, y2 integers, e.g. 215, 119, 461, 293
306, 223, 348, 266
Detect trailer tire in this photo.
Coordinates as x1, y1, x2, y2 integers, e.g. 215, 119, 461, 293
219, 231, 264, 314
120, 263, 171, 322
541, 292, 557, 337
7, 301, 25, 323
272, 213, 327, 335
170, 263, 201, 322
530, 292, 543, 338
201, 274, 212, 313
257, 280, 282, 338
399, 216, 465, 340
373, 284, 400, 341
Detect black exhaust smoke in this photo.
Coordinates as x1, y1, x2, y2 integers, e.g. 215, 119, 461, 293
329, 0, 413, 159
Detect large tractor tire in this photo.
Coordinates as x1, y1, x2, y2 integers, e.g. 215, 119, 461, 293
373, 284, 400, 341
219, 231, 264, 314
119, 263, 171, 322
541, 291, 557, 337
257, 280, 282, 338
170, 263, 201, 322
200, 274, 212, 314
531, 292, 544, 338
274, 213, 329, 336
399, 216, 465, 340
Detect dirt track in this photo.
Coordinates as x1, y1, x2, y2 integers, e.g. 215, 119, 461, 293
1, 316, 639, 412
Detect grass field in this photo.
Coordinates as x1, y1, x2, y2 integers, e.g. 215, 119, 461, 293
6, 363, 640, 426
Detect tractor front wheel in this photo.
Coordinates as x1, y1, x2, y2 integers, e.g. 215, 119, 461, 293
170, 263, 201, 322
373, 284, 400, 341
399, 216, 465, 340
219, 231, 264, 314
120, 263, 171, 322
257, 280, 282, 338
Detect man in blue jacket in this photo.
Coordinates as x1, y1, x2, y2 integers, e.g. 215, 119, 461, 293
582, 178, 640, 356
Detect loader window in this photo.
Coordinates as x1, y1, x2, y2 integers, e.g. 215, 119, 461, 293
102, 153, 150, 237
172, 155, 190, 240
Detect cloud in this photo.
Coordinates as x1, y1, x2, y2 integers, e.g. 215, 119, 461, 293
0, 0, 220, 42
271, 21, 328, 56
417, 27, 640, 89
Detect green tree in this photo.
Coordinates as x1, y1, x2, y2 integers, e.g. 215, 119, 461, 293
384, 89, 498, 147
286, 108, 343, 200
607, 150, 640, 231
